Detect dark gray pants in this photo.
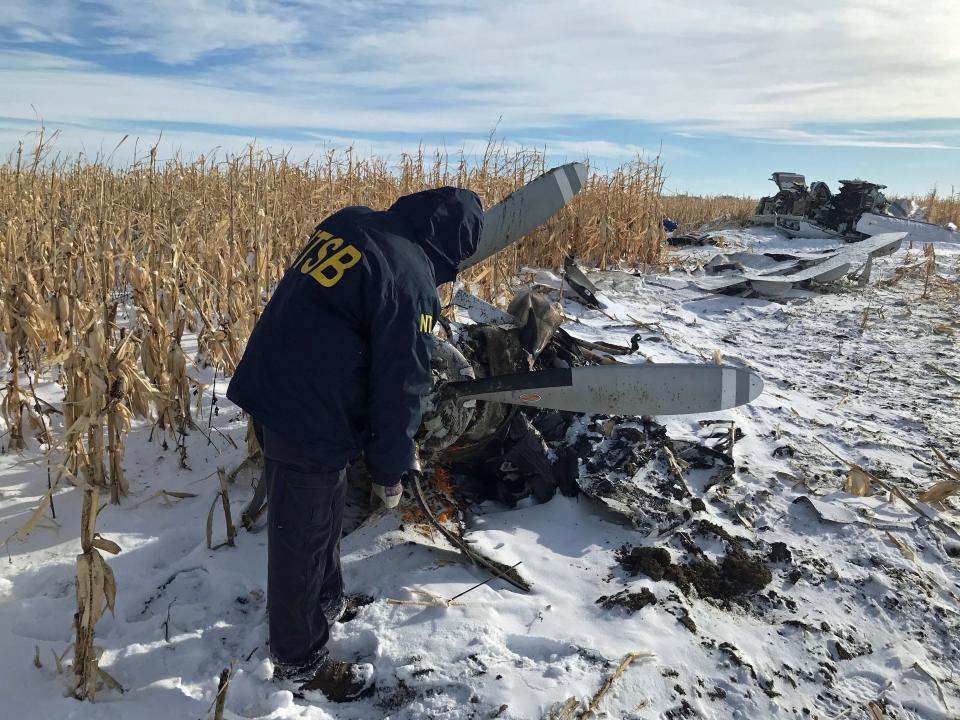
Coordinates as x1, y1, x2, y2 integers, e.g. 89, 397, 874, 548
259, 424, 346, 680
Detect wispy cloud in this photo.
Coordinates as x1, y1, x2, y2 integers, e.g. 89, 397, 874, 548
675, 124, 960, 150
755, 131, 960, 151
91, 0, 306, 63
1, 0, 959, 166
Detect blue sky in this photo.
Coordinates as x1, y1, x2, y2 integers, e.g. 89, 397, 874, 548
2, 0, 959, 197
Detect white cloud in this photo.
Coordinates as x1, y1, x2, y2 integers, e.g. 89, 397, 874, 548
12, 27, 76, 44
1, 0, 960, 152
0, 49, 90, 71
2, 0, 77, 44
91, 0, 306, 63
675, 124, 960, 150
754, 130, 960, 150
1, 0, 303, 62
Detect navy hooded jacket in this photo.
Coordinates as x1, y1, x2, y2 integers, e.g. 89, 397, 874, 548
227, 187, 483, 485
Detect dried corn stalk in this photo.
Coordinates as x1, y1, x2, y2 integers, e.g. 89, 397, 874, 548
58, 328, 134, 697
73, 483, 120, 699
922, 243, 936, 298
1, 268, 56, 449
167, 336, 191, 430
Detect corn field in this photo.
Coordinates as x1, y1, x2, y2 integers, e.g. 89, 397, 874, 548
915, 188, 960, 228
0, 138, 670, 699
661, 194, 757, 233
4, 130, 958, 701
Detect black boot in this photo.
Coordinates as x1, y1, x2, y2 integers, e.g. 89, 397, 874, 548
323, 593, 375, 625
321, 595, 347, 626
299, 658, 375, 702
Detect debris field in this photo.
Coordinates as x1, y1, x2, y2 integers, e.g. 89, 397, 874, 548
0, 226, 958, 719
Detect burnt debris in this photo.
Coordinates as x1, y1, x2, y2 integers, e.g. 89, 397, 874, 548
416, 290, 738, 526
754, 172, 889, 238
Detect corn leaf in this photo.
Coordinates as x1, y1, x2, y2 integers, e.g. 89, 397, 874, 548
92, 535, 122, 555
918, 480, 960, 505
845, 466, 871, 497
100, 559, 117, 615
884, 531, 915, 561
97, 667, 125, 694
15, 489, 53, 539
162, 490, 198, 499
88, 549, 106, 627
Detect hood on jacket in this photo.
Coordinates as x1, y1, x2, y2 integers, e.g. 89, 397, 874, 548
388, 187, 483, 285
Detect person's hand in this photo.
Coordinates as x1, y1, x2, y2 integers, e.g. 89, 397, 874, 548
371, 481, 403, 509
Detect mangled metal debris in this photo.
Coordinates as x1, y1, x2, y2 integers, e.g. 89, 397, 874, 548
562, 254, 603, 308
572, 418, 734, 536
412, 285, 762, 533
666, 232, 717, 247
753, 171, 959, 243
696, 232, 906, 298
791, 493, 917, 530
304, 282, 765, 592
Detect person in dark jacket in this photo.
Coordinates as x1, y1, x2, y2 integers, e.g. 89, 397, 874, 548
227, 187, 483, 701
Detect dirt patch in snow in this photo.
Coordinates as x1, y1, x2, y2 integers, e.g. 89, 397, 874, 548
595, 587, 657, 613
617, 530, 773, 601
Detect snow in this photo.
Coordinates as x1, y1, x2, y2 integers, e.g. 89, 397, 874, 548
1, 228, 959, 718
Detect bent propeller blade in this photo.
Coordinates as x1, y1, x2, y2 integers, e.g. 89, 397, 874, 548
459, 162, 588, 271
448, 364, 764, 417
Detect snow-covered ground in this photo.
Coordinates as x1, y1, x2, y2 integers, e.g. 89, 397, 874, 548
1, 228, 958, 719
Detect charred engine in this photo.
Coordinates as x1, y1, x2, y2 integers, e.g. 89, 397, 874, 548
754, 172, 814, 218
754, 172, 889, 236
826, 180, 889, 230
414, 288, 735, 535
417, 292, 586, 506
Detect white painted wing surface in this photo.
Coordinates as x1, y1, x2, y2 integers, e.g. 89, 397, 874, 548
857, 213, 959, 244
744, 232, 905, 296
747, 257, 852, 296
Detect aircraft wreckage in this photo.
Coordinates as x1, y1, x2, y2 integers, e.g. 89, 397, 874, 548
752, 171, 959, 243
319, 280, 766, 592
683, 170, 957, 299
695, 230, 907, 298
242, 283, 765, 591
240, 163, 766, 592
